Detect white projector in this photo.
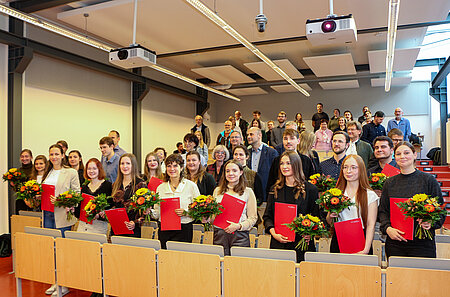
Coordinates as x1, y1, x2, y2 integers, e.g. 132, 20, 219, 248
306, 14, 357, 46
109, 44, 156, 69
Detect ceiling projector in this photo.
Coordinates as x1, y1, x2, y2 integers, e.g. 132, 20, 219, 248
109, 44, 156, 69
306, 14, 357, 46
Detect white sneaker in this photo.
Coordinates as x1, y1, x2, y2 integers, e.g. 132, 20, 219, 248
45, 284, 57, 295
51, 286, 70, 297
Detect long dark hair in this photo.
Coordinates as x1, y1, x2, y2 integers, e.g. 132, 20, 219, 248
184, 151, 206, 183
217, 160, 247, 196
112, 154, 141, 197
143, 152, 164, 181
31, 155, 47, 180
273, 151, 305, 199
42, 144, 69, 182
68, 150, 84, 171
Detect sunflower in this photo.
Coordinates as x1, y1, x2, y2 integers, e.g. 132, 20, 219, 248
329, 188, 342, 196
136, 188, 148, 196
412, 193, 427, 202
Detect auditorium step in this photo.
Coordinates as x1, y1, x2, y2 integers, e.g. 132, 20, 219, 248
416, 160, 433, 166
418, 166, 450, 173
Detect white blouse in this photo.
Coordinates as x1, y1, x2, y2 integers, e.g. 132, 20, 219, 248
337, 189, 379, 228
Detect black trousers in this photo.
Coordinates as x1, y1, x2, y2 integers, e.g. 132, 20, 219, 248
213, 227, 250, 256
385, 238, 436, 259
158, 222, 193, 249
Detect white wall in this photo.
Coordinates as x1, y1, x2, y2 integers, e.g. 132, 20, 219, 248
0, 14, 8, 234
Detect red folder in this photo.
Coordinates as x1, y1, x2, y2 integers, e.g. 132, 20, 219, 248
148, 177, 163, 192
79, 194, 95, 224
382, 163, 401, 177
41, 184, 55, 212
160, 197, 181, 231
334, 218, 366, 254
104, 208, 133, 235
390, 198, 414, 240
213, 193, 246, 230
274, 202, 297, 242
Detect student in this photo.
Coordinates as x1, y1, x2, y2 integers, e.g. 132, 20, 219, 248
212, 160, 258, 255
173, 142, 186, 154
327, 155, 378, 254
154, 147, 167, 173
194, 130, 209, 162
314, 119, 333, 152
154, 154, 200, 249
379, 142, 446, 258
334, 117, 347, 132
250, 119, 268, 144
16, 149, 34, 212
99, 136, 119, 183
263, 151, 320, 262
56, 140, 69, 166
344, 110, 353, 122
185, 151, 216, 195
68, 150, 85, 185
182, 133, 207, 167
143, 152, 164, 182
42, 144, 80, 297
207, 145, 229, 184
111, 154, 147, 238
76, 158, 112, 235
31, 155, 47, 183
298, 132, 322, 175
294, 113, 306, 133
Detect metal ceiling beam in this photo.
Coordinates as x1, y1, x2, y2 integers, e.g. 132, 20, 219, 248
12, 0, 80, 13
158, 18, 450, 58
432, 56, 450, 88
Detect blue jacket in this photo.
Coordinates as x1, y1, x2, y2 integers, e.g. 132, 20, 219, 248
387, 117, 411, 140
247, 145, 279, 201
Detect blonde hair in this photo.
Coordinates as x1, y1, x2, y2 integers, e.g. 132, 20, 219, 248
194, 131, 205, 147
297, 131, 316, 159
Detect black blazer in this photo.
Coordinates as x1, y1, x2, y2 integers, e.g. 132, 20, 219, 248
247, 145, 279, 202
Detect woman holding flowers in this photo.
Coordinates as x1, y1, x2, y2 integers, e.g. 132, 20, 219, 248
379, 142, 445, 258
143, 152, 164, 182
112, 153, 147, 238
212, 160, 258, 256
185, 151, 216, 195
263, 151, 320, 262
76, 158, 112, 235
31, 155, 47, 183
328, 154, 379, 254
154, 154, 200, 249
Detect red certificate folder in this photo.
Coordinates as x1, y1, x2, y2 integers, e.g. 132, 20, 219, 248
160, 197, 181, 231
79, 194, 95, 224
213, 193, 246, 230
390, 198, 414, 240
274, 202, 297, 242
382, 163, 401, 177
148, 177, 163, 192
334, 218, 366, 254
104, 208, 133, 235
41, 184, 55, 212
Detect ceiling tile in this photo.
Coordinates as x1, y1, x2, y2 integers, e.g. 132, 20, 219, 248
244, 59, 304, 81
191, 65, 255, 84
319, 80, 360, 90
368, 48, 421, 73
303, 53, 356, 77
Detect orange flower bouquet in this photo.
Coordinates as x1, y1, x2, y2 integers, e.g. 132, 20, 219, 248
369, 173, 387, 190
85, 194, 110, 223
185, 195, 224, 231
53, 190, 83, 220
396, 194, 447, 240
309, 174, 336, 192
16, 180, 42, 210
285, 214, 328, 250
128, 188, 162, 222
316, 188, 355, 222
2, 168, 28, 191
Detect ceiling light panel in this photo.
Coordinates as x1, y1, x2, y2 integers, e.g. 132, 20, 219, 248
244, 59, 304, 81
319, 80, 360, 90
228, 87, 268, 96
368, 48, 420, 73
191, 65, 256, 84
270, 84, 312, 93
303, 53, 357, 77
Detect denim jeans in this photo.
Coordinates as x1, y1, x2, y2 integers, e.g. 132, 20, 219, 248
43, 210, 72, 238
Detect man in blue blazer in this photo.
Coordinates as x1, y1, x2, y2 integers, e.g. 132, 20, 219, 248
247, 127, 279, 202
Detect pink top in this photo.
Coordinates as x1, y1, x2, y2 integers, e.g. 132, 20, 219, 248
314, 129, 333, 152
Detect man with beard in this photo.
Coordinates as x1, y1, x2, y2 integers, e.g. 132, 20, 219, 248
320, 131, 350, 179
271, 111, 287, 147
312, 103, 329, 132
367, 136, 398, 175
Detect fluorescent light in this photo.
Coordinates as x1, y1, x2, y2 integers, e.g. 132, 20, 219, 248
385, 0, 400, 92
0, 4, 240, 101
185, 0, 310, 97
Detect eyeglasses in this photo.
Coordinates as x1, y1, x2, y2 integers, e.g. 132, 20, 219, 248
216, 151, 226, 155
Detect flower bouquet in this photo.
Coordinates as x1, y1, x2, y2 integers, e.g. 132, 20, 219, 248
369, 173, 388, 190
309, 174, 336, 192
85, 194, 110, 223
16, 180, 42, 209
285, 214, 329, 250
2, 168, 28, 191
316, 188, 355, 222
128, 188, 162, 222
396, 193, 447, 240
185, 195, 224, 231
53, 190, 83, 220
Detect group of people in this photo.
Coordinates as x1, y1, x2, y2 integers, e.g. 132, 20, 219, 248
12, 104, 444, 295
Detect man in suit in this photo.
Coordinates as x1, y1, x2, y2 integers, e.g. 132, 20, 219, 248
235, 111, 248, 143
346, 121, 373, 168
247, 127, 278, 202
190, 115, 211, 147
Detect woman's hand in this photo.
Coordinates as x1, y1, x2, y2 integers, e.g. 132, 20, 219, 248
50, 195, 57, 204
174, 208, 184, 217
386, 226, 407, 242
303, 235, 311, 243
24, 199, 33, 208
329, 212, 338, 218
99, 211, 105, 219
201, 217, 211, 224
417, 218, 431, 230
357, 250, 369, 255
143, 208, 151, 216
224, 221, 241, 234
124, 220, 135, 230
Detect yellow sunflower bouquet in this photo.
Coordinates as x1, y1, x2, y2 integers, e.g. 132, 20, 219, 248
128, 188, 161, 222
186, 195, 223, 231
85, 194, 110, 223
3, 168, 28, 191
54, 190, 83, 220
396, 193, 447, 240
369, 173, 388, 190
285, 214, 329, 250
316, 188, 355, 222
309, 174, 336, 192
16, 180, 42, 210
